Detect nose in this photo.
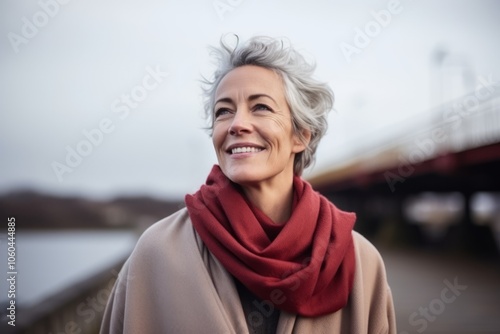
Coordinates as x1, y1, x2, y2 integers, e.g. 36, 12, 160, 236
228, 108, 252, 135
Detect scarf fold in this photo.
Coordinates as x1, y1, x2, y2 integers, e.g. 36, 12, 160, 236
185, 165, 356, 317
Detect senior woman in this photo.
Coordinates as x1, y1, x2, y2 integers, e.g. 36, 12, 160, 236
100, 36, 396, 333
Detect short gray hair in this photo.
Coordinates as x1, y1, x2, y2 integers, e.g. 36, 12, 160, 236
202, 35, 334, 175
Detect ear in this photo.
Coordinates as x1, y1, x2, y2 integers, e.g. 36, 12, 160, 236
292, 128, 311, 153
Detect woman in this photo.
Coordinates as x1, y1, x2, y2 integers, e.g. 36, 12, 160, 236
100, 36, 396, 333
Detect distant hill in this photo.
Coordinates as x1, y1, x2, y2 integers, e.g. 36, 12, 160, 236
0, 191, 184, 229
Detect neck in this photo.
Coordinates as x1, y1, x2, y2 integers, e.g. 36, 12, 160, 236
241, 176, 295, 225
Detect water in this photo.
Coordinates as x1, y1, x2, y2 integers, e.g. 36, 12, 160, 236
0, 230, 137, 309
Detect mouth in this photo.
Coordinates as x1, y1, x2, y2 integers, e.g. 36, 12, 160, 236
226, 144, 265, 155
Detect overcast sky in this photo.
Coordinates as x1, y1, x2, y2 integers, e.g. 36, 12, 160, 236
1, 0, 499, 200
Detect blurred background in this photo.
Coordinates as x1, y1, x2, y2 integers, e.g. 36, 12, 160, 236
1, 0, 499, 333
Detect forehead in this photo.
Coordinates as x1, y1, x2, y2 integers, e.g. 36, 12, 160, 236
215, 65, 285, 100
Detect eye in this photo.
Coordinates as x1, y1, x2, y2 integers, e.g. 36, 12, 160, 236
214, 107, 232, 119
253, 104, 272, 112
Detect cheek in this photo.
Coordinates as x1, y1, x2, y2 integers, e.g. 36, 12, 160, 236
212, 126, 225, 152
264, 119, 294, 148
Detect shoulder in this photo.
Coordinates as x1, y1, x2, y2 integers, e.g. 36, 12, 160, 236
349, 232, 397, 333
119, 207, 205, 287
351, 231, 385, 264
130, 207, 194, 259
351, 231, 390, 293
138, 207, 190, 240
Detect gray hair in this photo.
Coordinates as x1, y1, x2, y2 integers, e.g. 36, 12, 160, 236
202, 35, 334, 175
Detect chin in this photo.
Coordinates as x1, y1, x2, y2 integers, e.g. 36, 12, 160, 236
225, 172, 261, 186
221, 165, 265, 185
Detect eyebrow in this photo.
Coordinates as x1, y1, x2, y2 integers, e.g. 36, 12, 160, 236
214, 94, 278, 106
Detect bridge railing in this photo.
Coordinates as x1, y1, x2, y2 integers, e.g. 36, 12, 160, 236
393, 85, 500, 164
309, 82, 500, 186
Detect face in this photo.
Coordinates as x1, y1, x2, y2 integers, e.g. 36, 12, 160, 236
212, 65, 308, 188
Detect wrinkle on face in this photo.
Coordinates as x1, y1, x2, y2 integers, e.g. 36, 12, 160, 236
212, 65, 305, 188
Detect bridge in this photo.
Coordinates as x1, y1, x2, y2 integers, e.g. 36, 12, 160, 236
309, 82, 500, 256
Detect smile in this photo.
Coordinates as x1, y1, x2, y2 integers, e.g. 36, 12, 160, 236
231, 147, 263, 154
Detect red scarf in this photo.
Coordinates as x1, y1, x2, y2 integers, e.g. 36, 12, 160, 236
185, 165, 356, 317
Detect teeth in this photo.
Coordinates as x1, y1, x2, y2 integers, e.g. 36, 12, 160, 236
231, 147, 263, 154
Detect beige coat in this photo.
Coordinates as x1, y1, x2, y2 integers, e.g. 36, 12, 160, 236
100, 208, 397, 334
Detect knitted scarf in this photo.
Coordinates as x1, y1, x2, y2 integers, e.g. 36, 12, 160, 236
185, 165, 356, 317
